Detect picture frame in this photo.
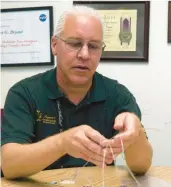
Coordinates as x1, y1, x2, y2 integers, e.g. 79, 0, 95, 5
168, 1, 171, 43
73, 1, 150, 62
1, 6, 54, 67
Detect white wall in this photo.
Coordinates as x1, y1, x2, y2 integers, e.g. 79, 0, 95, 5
1, 1, 171, 166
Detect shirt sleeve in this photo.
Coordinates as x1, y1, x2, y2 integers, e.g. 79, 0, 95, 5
114, 83, 142, 120
113, 83, 148, 138
1, 82, 36, 146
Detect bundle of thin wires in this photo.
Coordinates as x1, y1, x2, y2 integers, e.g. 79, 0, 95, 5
52, 127, 171, 187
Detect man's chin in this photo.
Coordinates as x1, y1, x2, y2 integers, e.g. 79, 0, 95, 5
70, 77, 91, 86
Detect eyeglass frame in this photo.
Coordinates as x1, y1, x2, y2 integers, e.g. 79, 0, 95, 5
54, 35, 106, 53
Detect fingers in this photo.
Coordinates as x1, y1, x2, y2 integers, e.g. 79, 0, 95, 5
101, 139, 121, 148
66, 126, 114, 166
100, 138, 134, 155
80, 127, 112, 159
100, 139, 122, 160
72, 136, 112, 165
85, 128, 106, 145
66, 125, 119, 167
81, 141, 112, 164
76, 131, 104, 156
80, 152, 107, 168
105, 147, 122, 155
77, 144, 112, 166
83, 127, 117, 161
115, 130, 139, 143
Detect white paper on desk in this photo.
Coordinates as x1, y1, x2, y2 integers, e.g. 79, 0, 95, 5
121, 176, 171, 187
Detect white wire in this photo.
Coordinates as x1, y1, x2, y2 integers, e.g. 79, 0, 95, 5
58, 161, 89, 185
119, 135, 141, 187
102, 149, 106, 187
57, 127, 170, 187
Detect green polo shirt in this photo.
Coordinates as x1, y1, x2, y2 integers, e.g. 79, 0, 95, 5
2, 68, 141, 170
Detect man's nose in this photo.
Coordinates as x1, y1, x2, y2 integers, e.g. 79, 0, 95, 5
78, 44, 90, 60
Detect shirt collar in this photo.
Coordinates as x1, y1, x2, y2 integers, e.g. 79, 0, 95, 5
89, 72, 107, 102
43, 68, 64, 100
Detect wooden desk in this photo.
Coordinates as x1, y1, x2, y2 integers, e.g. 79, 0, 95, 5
1, 166, 171, 187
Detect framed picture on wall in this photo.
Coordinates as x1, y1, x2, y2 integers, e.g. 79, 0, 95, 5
168, 1, 171, 43
73, 1, 150, 62
1, 6, 54, 67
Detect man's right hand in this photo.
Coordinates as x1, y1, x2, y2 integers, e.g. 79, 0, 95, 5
61, 125, 113, 167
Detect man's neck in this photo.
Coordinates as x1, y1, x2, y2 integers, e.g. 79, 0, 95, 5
57, 76, 92, 105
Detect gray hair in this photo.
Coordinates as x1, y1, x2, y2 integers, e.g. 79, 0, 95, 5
54, 5, 103, 37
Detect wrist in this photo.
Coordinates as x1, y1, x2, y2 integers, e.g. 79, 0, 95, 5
53, 133, 67, 157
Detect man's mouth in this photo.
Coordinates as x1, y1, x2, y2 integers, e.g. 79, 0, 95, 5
73, 65, 89, 71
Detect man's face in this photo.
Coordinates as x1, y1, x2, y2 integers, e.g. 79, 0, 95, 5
51, 15, 103, 86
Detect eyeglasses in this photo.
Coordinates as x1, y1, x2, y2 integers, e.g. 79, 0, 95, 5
55, 36, 106, 53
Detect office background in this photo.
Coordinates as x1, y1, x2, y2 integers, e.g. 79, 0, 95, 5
1, 0, 171, 166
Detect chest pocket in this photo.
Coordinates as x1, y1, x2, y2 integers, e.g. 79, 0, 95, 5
87, 102, 113, 139
35, 114, 59, 141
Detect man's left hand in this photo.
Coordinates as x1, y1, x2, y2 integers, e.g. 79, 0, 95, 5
101, 112, 141, 159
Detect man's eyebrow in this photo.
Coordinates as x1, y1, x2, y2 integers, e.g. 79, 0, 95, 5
66, 37, 102, 43
64, 36, 81, 40
90, 39, 102, 43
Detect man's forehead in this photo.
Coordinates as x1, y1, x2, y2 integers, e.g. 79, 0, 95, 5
63, 14, 102, 40
65, 14, 100, 25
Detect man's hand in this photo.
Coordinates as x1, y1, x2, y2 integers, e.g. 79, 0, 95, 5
101, 112, 141, 156
61, 125, 113, 167
100, 112, 152, 175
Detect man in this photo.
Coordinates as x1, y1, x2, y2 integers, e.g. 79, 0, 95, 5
1, 5, 153, 179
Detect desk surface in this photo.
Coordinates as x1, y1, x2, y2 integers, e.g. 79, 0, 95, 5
1, 166, 171, 187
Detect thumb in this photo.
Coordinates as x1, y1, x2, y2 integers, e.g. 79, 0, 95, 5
113, 114, 125, 131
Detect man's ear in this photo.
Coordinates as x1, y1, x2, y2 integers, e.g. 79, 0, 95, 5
51, 36, 58, 56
